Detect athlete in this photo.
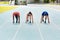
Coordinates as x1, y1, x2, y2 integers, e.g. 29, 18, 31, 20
26, 12, 34, 23
13, 12, 20, 23
40, 11, 50, 23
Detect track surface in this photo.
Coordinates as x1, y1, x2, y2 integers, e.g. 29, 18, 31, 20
0, 4, 60, 40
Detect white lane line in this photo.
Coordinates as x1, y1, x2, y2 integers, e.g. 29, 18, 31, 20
50, 6, 60, 12
38, 28, 44, 40
0, 11, 12, 28
0, 19, 11, 29
49, 7, 60, 30
10, 25, 21, 40
36, 23, 44, 40
52, 23, 60, 30
46, 6, 60, 30
50, 18, 60, 30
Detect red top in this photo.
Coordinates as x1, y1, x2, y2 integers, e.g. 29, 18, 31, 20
13, 12, 20, 16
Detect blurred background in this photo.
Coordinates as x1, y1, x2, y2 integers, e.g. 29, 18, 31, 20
0, 0, 60, 5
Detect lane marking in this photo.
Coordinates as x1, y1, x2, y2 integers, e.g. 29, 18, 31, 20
10, 25, 21, 40
34, 22, 45, 40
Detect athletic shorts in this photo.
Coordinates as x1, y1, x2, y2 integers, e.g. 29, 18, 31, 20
42, 11, 48, 16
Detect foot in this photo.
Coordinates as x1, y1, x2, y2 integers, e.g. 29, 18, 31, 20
29, 21, 31, 23
48, 21, 50, 23
16, 21, 18, 23
44, 21, 46, 23
18, 21, 20, 23
13, 21, 14, 24
26, 20, 28, 23
42, 20, 44, 22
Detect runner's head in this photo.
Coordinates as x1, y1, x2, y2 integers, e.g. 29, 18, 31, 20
28, 12, 32, 16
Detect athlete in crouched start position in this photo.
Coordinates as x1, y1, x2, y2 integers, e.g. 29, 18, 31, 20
13, 12, 20, 23
26, 12, 34, 23
40, 11, 50, 23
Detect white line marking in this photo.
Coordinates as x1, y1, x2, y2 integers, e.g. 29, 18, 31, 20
36, 23, 44, 40
38, 28, 44, 40
46, 6, 60, 30
0, 19, 11, 28
10, 25, 21, 40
